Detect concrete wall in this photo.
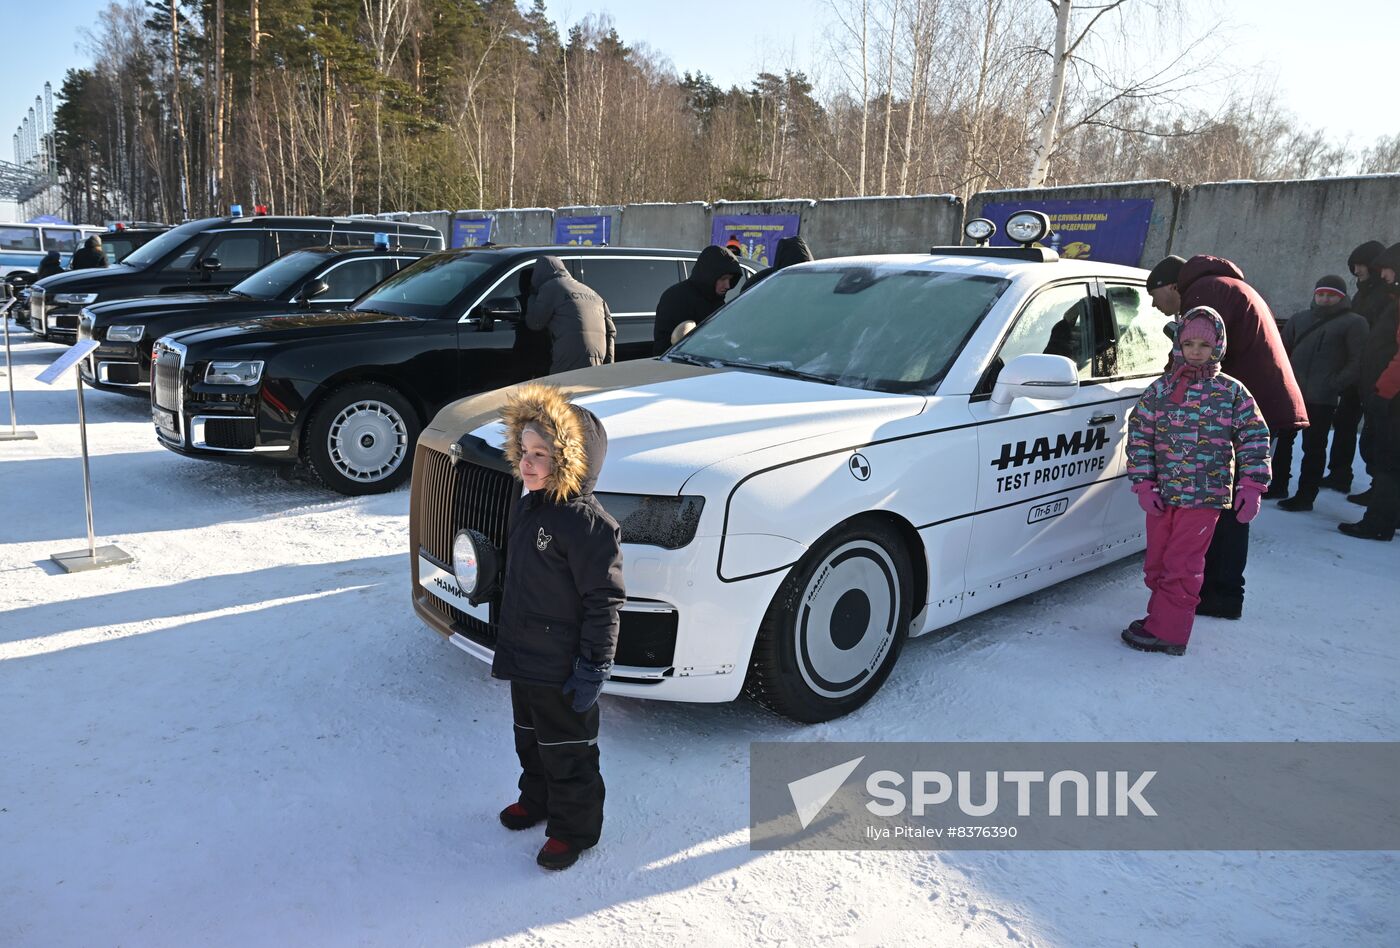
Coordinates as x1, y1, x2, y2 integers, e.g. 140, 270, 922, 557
966, 180, 1179, 267
800, 194, 963, 258
407, 210, 451, 244
615, 202, 708, 249
1170, 175, 1400, 319
491, 208, 554, 246
556, 205, 623, 245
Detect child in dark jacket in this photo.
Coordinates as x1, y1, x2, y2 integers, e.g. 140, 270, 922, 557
1123, 307, 1271, 655
492, 383, 625, 870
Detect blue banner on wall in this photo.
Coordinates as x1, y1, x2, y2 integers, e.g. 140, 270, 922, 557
710, 214, 801, 268
451, 217, 493, 248
554, 215, 611, 246
980, 199, 1154, 266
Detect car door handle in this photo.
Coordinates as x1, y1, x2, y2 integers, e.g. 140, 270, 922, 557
1089, 412, 1116, 424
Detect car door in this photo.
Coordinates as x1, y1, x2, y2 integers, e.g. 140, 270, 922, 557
456, 258, 533, 392
1097, 281, 1177, 543
963, 281, 1126, 608
575, 255, 686, 361
195, 231, 270, 291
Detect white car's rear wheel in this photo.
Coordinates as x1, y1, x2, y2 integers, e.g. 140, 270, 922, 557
745, 519, 912, 723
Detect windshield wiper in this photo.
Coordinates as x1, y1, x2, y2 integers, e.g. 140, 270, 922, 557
740, 360, 839, 385
227, 289, 253, 299
664, 352, 709, 366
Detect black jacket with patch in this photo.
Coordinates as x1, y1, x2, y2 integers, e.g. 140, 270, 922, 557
652, 245, 743, 354
491, 384, 625, 686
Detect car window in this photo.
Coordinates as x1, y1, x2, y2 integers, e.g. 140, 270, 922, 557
1107, 283, 1173, 376
121, 221, 205, 268
334, 229, 380, 248
203, 233, 265, 270
352, 253, 498, 318
231, 250, 332, 299
0, 226, 40, 251
321, 258, 396, 300
672, 265, 1009, 394
45, 229, 81, 253
578, 258, 680, 314
985, 283, 1096, 390
277, 230, 333, 255
103, 236, 137, 263
395, 234, 438, 250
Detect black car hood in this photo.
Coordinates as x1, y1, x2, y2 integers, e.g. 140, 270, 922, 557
167, 309, 419, 350
87, 293, 241, 324
34, 264, 142, 292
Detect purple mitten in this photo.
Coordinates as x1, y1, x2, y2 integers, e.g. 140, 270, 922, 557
1234, 482, 1264, 523
1132, 480, 1165, 516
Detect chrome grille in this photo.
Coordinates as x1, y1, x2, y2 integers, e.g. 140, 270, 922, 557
152, 341, 186, 413
29, 288, 44, 333
414, 444, 515, 564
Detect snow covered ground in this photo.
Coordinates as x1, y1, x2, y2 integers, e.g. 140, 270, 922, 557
2, 329, 1396, 947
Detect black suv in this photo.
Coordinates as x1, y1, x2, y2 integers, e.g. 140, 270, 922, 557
151, 246, 755, 494
28, 215, 443, 342
79, 246, 428, 394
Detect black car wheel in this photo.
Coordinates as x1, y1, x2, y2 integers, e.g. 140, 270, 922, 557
303, 382, 420, 495
744, 518, 912, 723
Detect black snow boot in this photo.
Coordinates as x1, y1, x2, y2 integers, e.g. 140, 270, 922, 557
1195, 596, 1242, 620
499, 802, 545, 831
1120, 626, 1187, 656
1346, 488, 1373, 507
536, 837, 582, 870
1338, 520, 1395, 542
1319, 473, 1352, 493
1263, 482, 1290, 500
1277, 494, 1315, 512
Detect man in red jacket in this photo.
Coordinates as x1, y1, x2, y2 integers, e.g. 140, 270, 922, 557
1146, 254, 1309, 619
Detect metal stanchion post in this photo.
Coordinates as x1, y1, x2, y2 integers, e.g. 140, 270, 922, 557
1, 285, 38, 441
36, 338, 132, 573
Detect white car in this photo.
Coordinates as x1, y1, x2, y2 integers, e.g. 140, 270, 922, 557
409, 215, 1176, 722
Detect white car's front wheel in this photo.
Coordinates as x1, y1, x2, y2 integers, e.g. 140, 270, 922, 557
745, 519, 911, 723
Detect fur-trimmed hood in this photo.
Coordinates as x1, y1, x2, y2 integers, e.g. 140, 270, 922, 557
501, 383, 607, 503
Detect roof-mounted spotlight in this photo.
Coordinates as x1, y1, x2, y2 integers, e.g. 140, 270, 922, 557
1004, 210, 1051, 248
963, 218, 996, 247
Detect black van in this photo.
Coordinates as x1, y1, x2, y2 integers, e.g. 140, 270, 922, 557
27, 215, 445, 342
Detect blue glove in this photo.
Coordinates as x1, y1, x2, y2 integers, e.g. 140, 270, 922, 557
562, 657, 611, 713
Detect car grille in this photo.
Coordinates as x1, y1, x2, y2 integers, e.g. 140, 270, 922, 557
152, 345, 183, 411
29, 289, 44, 333
202, 417, 256, 449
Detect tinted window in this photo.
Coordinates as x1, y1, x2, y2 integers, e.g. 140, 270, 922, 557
45, 229, 83, 253
672, 266, 1009, 394
204, 233, 265, 270
334, 229, 380, 248
988, 283, 1095, 386
231, 250, 333, 299
1108, 284, 1173, 376
353, 253, 498, 318
104, 236, 138, 263
321, 258, 396, 299
121, 220, 206, 268
277, 230, 333, 255
578, 257, 680, 314
0, 226, 40, 251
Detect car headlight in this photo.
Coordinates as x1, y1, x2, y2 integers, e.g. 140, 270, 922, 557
452, 529, 500, 604
1004, 210, 1051, 246
106, 325, 144, 342
204, 360, 265, 385
595, 493, 705, 549
54, 293, 98, 305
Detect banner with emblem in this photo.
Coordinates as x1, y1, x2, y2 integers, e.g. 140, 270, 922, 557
710, 214, 801, 268
450, 217, 493, 248
981, 199, 1154, 266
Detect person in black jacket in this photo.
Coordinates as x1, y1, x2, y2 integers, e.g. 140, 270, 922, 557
493, 383, 625, 870
524, 256, 615, 373
652, 245, 743, 354
35, 251, 63, 279
741, 235, 814, 295
1324, 239, 1390, 491
70, 235, 108, 270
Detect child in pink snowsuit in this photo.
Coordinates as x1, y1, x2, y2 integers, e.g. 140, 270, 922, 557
1122, 306, 1272, 655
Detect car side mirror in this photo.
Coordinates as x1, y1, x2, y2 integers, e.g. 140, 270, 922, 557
670, 320, 697, 345
297, 277, 330, 303
477, 297, 521, 332
199, 256, 223, 273
988, 353, 1078, 415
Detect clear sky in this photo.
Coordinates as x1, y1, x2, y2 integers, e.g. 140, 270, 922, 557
2, 0, 1393, 216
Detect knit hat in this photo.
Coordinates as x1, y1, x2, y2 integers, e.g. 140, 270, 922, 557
1376, 242, 1400, 275
1348, 240, 1385, 271
1314, 274, 1348, 297
1177, 316, 1219, 345
1146, 255, 1185, 291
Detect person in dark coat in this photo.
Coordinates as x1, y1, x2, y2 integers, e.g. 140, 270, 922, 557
741, 235, 814, 295
1340, 243, 1400, 540
524, 256, 615, 374
493, 383, 625, 870
512, 266, 553, 379
652, 245, 743, 354
70, 235, 108, 270
1324, 240, 1391, 492
1274, 276, 1368, 510
35, 251, 63, 279
1146, 253, 1308, 619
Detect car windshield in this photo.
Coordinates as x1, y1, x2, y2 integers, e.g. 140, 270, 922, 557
351, 252, 498, 318
670, 264, 1010, 394
231, 250, 335, 300
120, 221, 205, 269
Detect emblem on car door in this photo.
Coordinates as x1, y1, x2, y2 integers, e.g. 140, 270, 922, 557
848, 453, 871, 481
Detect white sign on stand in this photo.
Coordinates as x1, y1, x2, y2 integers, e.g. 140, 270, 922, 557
1, 287, 38, 441
37, 339, 134, 573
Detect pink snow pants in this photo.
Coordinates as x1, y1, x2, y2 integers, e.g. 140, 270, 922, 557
1143, 506, 1222, 645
